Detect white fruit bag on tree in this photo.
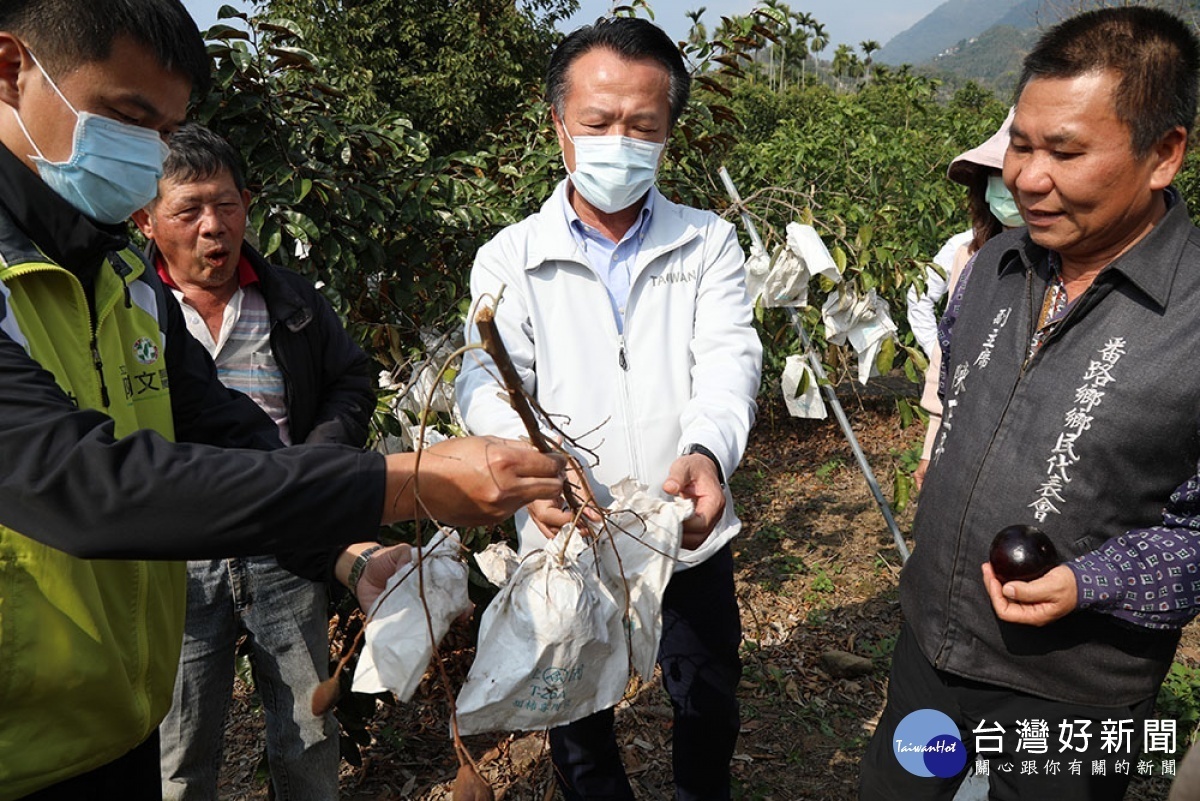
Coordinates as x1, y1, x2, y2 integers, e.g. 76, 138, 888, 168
473, 541, 521, 588
745, 222, 842, 309
781, 355, 826, 419
455, 525, 621, 735
594, 479, 692, 682
352, 530, 472, 701
821, 287, 898, 385
455, 481, 691, 735
743, 242, 772, 306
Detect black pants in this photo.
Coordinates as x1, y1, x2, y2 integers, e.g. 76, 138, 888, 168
22, 731, 161, 800
550, 545, 743, 801
859, 624, 1156, 801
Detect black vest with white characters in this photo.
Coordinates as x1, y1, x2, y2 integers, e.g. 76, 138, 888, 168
903, 199, 1200, 705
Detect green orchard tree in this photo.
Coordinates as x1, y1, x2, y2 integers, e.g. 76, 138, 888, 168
261, 0, 578, 155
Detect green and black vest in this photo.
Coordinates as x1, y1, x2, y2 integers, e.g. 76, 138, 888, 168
0, 216, 185, 798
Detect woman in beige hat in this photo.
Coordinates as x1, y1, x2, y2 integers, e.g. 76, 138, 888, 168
913, 109, 1021, 490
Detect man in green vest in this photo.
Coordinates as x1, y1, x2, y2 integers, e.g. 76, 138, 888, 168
0, 2, 565, 799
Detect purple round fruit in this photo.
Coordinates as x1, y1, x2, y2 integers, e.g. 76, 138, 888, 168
989, 525, 1060, 584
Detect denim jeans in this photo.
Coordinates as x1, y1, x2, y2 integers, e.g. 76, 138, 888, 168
160, 557, 338, 801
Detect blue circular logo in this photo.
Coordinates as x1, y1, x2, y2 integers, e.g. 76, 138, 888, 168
893, 709, 968, 778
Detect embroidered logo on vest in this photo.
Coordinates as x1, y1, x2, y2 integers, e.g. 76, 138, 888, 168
133, 336, 160, 366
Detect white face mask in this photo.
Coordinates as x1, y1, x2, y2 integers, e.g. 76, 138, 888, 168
12, 50, 169, 224
562, 126, 665, 214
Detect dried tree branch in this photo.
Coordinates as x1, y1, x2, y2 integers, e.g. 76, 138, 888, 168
474, 305, 587, 514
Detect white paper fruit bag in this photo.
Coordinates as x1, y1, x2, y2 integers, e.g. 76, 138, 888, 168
455, 480, 690, 735
595, 479, 692, 682
352, 530, 472, 701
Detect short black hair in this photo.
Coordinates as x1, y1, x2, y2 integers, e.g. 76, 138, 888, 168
546, 17, 690, 128
1016, 6, 1199, 157
0, 0, 210, 96
161, 122, 246, 191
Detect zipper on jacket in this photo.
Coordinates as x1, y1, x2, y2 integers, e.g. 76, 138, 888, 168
85, 276, 110, 409
614, 331, 643, 479
1018, 268, 1038, 378
89, 335, 110, 407
588, 254, 644, 482
86, 252, 139, 410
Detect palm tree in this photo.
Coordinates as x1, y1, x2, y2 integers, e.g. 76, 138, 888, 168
810, 22, 829, 55
860, 39, 881, 83
779, 9, 815, 91
831, 43, 862, 91
758, 0, 790, 89
807, 21, 829, 78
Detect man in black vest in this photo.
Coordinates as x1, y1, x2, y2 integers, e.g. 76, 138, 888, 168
861, 7, 1200, 800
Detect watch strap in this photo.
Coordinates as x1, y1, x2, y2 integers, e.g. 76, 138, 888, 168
347, 544, 384, 595
682, 443, 725, 486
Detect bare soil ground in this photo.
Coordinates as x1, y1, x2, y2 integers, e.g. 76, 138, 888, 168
217, 387, 1196, 800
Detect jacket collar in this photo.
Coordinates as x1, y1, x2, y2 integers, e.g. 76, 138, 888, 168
997, 188, 1190, 312
240, 241, 311, 332
525, 179, 704, 280
0, 141, 127, 279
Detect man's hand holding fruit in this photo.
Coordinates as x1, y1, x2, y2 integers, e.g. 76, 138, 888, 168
981, 524, 1078, 626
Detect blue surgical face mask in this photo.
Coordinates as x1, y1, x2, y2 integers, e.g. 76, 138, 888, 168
11, 51, 169, 224
986, 175, 1023, 228
562, 126, 665, 214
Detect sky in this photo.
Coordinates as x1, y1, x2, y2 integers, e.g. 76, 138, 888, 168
563, 0, 946, 52
182, 0, 947, 55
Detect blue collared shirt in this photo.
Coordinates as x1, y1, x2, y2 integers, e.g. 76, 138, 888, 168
560, 187, 654, 333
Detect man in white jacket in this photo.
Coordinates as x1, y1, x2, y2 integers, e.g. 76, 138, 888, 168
455, 17, 762, 801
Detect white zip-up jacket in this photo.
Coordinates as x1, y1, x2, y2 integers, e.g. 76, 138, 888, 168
456, 181, 762, 569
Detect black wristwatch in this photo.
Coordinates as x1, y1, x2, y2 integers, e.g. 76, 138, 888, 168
347, 544, 384, 596
682, 443, 725, 486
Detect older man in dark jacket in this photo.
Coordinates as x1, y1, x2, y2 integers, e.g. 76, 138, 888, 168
134, 124, 372, 801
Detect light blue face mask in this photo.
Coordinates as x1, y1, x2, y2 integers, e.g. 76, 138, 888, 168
986, 175, 1024, 228
563, 127, 665, 214
12, 52, 169, 224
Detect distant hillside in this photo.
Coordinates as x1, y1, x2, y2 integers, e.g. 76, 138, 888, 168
985, 0, 1175, 30
917, 24, 1036, 99
992, 0, 1045, 29
875, 0, 1023, 66
884, 0, 1198, 96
